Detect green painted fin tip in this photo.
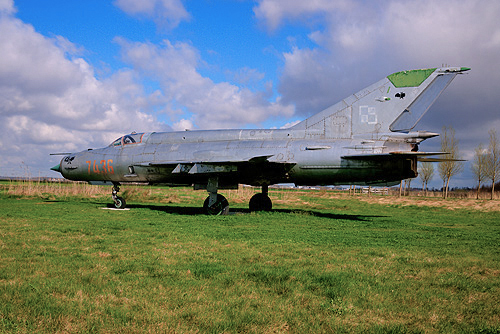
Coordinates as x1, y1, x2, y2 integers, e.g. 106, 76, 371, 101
387, 68, 437, 88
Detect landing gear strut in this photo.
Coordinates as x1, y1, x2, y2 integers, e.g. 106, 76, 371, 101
112, 183, 126, 209
249, 184, 272, 212
203, 177, 229, 215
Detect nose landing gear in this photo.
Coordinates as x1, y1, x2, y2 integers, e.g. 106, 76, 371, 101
203, 193, 229, 215
112, 183, 126, 209
203, 177, 229, 215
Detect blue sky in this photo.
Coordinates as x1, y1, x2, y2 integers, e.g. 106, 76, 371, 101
1, 0, 500, 189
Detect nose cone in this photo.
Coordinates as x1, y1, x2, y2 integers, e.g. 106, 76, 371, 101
51, 164, 61, 173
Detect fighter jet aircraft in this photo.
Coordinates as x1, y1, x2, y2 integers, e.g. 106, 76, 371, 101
51, 66, 469, 214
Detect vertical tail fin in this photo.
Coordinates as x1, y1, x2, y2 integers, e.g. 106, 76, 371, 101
291, 66, 470, 139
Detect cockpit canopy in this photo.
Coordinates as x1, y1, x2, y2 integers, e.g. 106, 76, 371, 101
110, 132, 145, 147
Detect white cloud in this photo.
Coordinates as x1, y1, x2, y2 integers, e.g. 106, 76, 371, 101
225, 67, 266, 87
116, 38, 294, 129
0, 13, 168, 176
381, 0, 500, 64
280, 120, 301, 129
0, 18, 84, 96
114, 0, 190, 29
253, 0, 351, 31
0, 0, 14, 15
173, 119, 194, 131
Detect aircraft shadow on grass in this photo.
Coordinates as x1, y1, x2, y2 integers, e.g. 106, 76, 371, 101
106, 202, 386, 221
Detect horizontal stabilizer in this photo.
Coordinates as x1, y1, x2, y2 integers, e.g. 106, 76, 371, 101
342, 151, 451, 161
417, 157, 466, 162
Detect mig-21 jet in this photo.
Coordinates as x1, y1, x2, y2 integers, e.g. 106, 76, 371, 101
51, 66, 469, 214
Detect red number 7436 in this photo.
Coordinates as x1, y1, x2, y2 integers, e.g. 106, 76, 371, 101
86, 159, 114, 174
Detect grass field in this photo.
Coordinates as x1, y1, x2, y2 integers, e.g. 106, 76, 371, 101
1, 183, 499, 333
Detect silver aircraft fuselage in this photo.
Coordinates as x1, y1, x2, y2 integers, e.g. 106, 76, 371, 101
58, 129, 420, 187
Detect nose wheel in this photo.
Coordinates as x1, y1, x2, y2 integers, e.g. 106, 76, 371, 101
203, 194, 229, 215
112, 184, 126, 209
203, 177, 229, 215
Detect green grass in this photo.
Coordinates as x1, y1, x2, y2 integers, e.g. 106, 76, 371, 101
0, 187, 499, 333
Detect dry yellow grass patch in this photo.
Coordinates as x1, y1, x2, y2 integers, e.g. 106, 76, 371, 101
359, 196, 500, 212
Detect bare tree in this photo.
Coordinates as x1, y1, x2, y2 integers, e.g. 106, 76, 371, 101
438, 126, 463, 199
419, 162, 434, 196
471, 143, 487, 199
485, 129, 500, 200
405, 178, 412, 196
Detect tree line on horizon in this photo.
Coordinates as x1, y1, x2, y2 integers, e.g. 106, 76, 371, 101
417, 127, 500, 199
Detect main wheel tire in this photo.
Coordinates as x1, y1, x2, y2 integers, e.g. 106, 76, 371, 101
203, 194, 229, 215
249, 193, 272, 212
114, 196, 126, 209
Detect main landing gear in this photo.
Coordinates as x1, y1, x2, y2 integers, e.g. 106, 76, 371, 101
249, 184, 272, 212
203, 181, 273, 215
112, 183, 126, 209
